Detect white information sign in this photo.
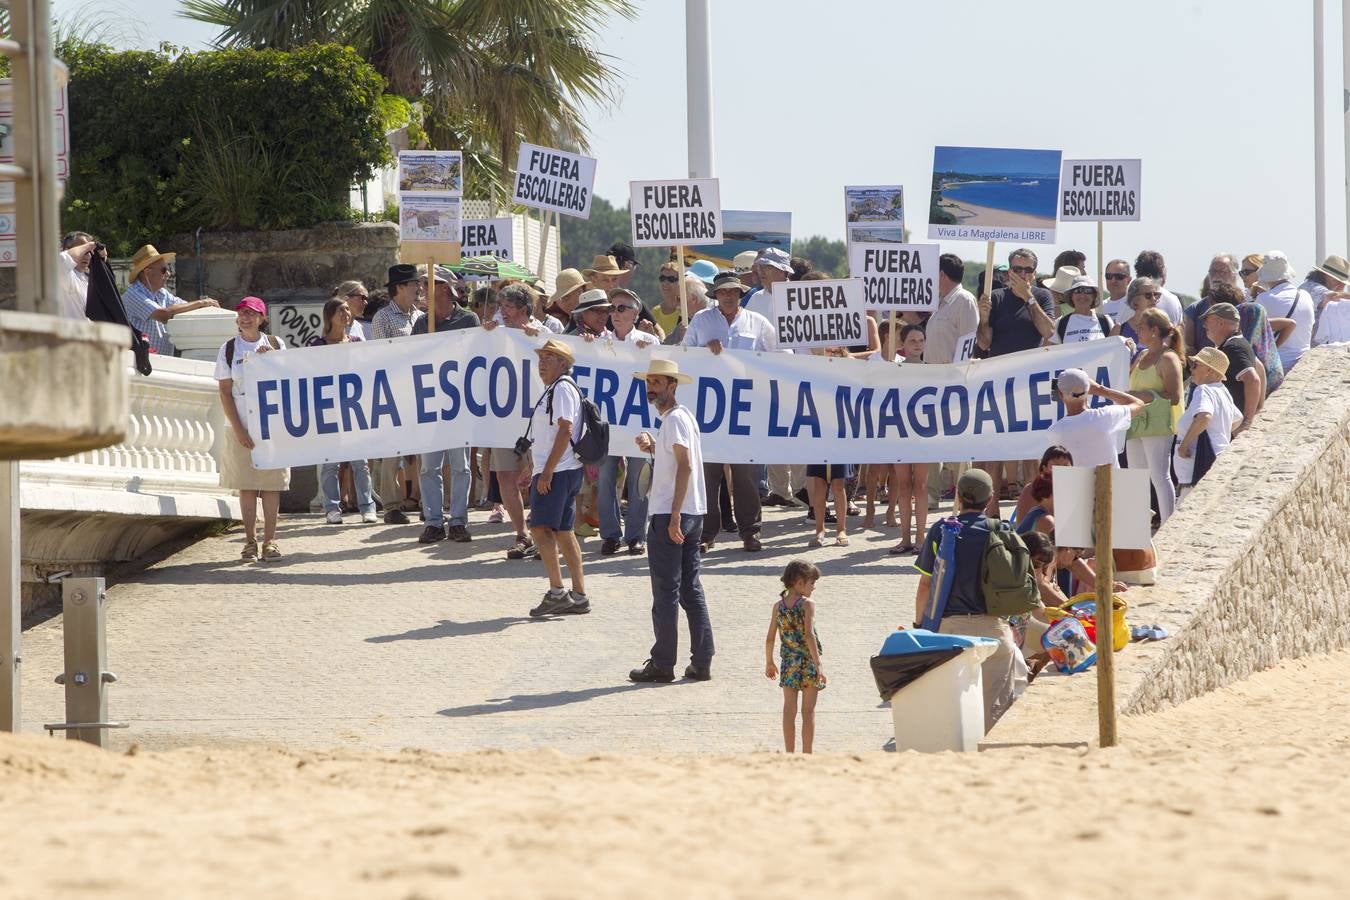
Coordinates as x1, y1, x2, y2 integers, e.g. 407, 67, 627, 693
513, 142, 596, 219
848, 242, 941, 312
0, 78, 70, 267
1052, 466, 1152, 550
1058, 158, 1141, 222
770, 278, 868, 350
628, 178, 722, 247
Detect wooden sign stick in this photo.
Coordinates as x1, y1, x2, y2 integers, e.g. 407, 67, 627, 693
1094, 464, 1118, 748
676, 245, 689, 335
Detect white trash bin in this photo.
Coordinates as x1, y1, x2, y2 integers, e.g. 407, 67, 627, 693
873, 630, 999, 753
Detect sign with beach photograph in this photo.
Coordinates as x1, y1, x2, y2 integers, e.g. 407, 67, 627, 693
397, 151, 463, 195
687, 209, 791, 269
628, 178, 723, 247
400, 196, 462, 243
927, 146, 1062, 244
1059, 158, 1141, 222
845, 185, 905, 244
847, 242, 939, 313
513, 142, 596, 219
770, 278, 868, 351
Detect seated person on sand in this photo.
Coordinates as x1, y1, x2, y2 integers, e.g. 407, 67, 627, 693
1013, 445, 1072, 523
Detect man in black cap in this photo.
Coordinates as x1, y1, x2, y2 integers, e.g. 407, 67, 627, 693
1200, 301, 1263, 434
371, 264, 425, 524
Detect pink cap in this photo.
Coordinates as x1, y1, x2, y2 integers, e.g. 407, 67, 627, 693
237, 296, 267, 316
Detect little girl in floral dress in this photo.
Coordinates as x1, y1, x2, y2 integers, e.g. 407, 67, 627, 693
765, 560, 827, 753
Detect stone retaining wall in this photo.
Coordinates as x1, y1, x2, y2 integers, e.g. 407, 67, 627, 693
984, 346, 1350, 747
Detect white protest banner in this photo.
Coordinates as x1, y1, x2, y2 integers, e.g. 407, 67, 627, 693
955, 330, 978, 363
513, 142, 596, 219
770, 278, 868, 350
848, 242, 940, 313
461, 217, 514, 259
629, 178, 722, 247
241, 332, 1129, 468
1059, 158, 1141, 222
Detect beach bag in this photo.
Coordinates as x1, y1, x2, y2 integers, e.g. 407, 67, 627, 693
1042, 616, 1097, 674
1052, 593, 1130, 652
552, 376, 610, 464
980, 518, 1039, 617
1126, 391, 1175, 440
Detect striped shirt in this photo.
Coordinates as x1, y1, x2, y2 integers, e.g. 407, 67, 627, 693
370, 302, 424, 340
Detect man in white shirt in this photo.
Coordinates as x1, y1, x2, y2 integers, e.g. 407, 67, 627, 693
1045, 368, 1146, 468
1132, 250, 1184, 325
743, 247, 792, 321
1099, 258, 1132, 322
526, 338, 592, 618
684, 272, 773, 551
1315, 296, 1350, 345
924, 253, 980, 508
596, 288, 656, 555
628, 358, 715, 683
58, 232, 100, 320
1254, 252, 1315, 372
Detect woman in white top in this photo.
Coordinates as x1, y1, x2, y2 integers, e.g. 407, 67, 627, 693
1050, 275, 1112, 344
215, 296, 291, 561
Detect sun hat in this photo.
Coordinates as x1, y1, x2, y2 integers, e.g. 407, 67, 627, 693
572, 288, 613, 314
534, 337, 574, 366
1200, 302, 1240, 322
128, 244, 176, 283
754, 247, 792, 274
733, 250, 759, 273
687, 259, 719, 284
710, 271, 749, 295
1056, 368, 1092, 397
583, 254, 625, 277
1041, 266, 1082, 294
1315, 254, 1350, 283
607, 287, 642, 307
550, 268, 589, 303
1191, 346, 1230, 377
386, 263, 418, 289
1256, 251, 1296, 285
1066, 274, 1098, 294
236, 296, 267, 316
634, 358, 693, 384
956, 469, 993, 505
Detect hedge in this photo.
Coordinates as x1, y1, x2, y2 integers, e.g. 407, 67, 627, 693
59, 42, 390, 254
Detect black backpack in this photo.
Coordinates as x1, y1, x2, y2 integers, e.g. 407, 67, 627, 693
541, 376, 610, 464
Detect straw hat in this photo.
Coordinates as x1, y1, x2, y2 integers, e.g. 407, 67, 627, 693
1315, 254, 1350, 283
572, 289, 613, 314
550, 268, 589, 303
534, 337, 575, 366
710, 271, 749, 295
634, 358, 693, 384
1041, 266, 1081, 294
583, 254, 625, 277
1191, 346, 1230, 377
128, 244, 176, 283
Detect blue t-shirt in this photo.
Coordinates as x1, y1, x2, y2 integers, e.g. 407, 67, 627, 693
915, 511, 991, 617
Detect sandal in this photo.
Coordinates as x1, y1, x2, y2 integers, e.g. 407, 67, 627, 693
888, 543, 914, 556
241, 540, 258, 561
808, 534, 824, 548
835, 534, 849, 547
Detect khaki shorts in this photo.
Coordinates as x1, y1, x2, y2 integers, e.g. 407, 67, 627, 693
490, 447, 523, 472
220, 427, 290, 492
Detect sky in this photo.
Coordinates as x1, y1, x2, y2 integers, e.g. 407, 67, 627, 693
60, 0, 1348, 295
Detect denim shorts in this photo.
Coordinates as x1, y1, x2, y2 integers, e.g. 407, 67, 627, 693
527, 467, 584, 531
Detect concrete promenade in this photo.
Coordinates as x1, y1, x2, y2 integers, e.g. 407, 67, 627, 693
19, 505, 925, 753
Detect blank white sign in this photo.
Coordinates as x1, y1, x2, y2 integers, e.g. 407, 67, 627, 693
1052, 466, 1152, 550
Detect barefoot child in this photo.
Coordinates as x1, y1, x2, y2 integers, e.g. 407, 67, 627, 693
765, 560, 827, 753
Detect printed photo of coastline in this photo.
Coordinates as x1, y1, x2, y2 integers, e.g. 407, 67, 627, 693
398, 151, 463, 195
845, 185, 905, 244
688, 209, 791, 268
928, 146, 1061, 232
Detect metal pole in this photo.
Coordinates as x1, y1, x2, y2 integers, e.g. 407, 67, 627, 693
1094, 465, 1118, 748
1315, 0, 1327, 260
0, 462, 19, 732
1343, 0, 1350, 245
685, 0, 715, 178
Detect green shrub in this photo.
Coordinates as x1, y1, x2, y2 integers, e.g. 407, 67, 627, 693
59, 42, 390, 253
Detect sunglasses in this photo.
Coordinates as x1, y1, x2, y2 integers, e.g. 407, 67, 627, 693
1239, 268, 1258, 277
149, 265, 173, 275
659, 275, 679, 283
1104, 272, 1129, 281
1010, 265, 1036, 275
614, 305, 639, 313
347, 291, 369, 300
1138, 291, 1162, 300
1070, 288, 1097, 296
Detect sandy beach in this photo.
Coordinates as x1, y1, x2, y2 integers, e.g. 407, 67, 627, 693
3, 649, 1347, 899
938, 197, 1056, 230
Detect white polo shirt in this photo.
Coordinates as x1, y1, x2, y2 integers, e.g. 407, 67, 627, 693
647, 404, 706, 518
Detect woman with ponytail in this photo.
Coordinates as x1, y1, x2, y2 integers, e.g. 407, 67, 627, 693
1125, 307, 1184, 525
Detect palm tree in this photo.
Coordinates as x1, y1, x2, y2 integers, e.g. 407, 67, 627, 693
181, 0, 635, 200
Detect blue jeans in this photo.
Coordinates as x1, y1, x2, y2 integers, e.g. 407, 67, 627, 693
419, 447, 470, 528
647, 513, 714, 670
321, 460, 374, 515
599, 455, 648, 543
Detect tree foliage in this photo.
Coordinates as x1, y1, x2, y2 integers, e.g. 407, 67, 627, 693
60, 41, 389, 253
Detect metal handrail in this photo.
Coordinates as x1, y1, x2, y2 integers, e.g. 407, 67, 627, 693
43, 721, 129, 735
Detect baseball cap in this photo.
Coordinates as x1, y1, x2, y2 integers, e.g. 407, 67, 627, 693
754, 247, 792, 274
236, 296, 267, 316
957, 469, 993, 505
1201, 302, 1239, 322
1056, 368, 1091, 397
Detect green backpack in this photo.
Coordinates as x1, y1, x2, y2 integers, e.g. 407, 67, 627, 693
980, 518, 1040, 617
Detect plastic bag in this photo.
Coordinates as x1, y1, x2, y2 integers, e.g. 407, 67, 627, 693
1041, 616, 1097, 674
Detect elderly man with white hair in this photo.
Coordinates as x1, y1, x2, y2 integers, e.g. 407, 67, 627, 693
1254, 251, 1315, 372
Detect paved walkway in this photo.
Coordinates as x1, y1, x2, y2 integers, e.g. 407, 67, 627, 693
19, 502, 931, 753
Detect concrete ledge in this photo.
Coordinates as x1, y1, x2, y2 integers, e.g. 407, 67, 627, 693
985, 346, 1350, 747
0, 310, 130, 459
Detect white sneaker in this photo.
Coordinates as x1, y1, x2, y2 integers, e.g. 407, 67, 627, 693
360, 510, 378, 524
325, 510, 344, 525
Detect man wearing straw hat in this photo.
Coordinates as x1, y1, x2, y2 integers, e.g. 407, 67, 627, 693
121, 244, 221, 355
583, 253, 626, 293
543, 267, 588, 334
628, 358, 715, 683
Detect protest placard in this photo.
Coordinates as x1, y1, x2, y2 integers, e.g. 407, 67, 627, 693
955, 330, 978, 363
397, 151, 463, 196
927, 146, 1061, 244
1059, 158, 1141, 221
847, 242, 940, 313
400, 196, 462, 243
845, 185, 904, 244
513, 142, 596, 219
770, 278, 868, 350
461, 217, 514, 259
1053, 466, 1151, 550
628, 178, 722, 247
